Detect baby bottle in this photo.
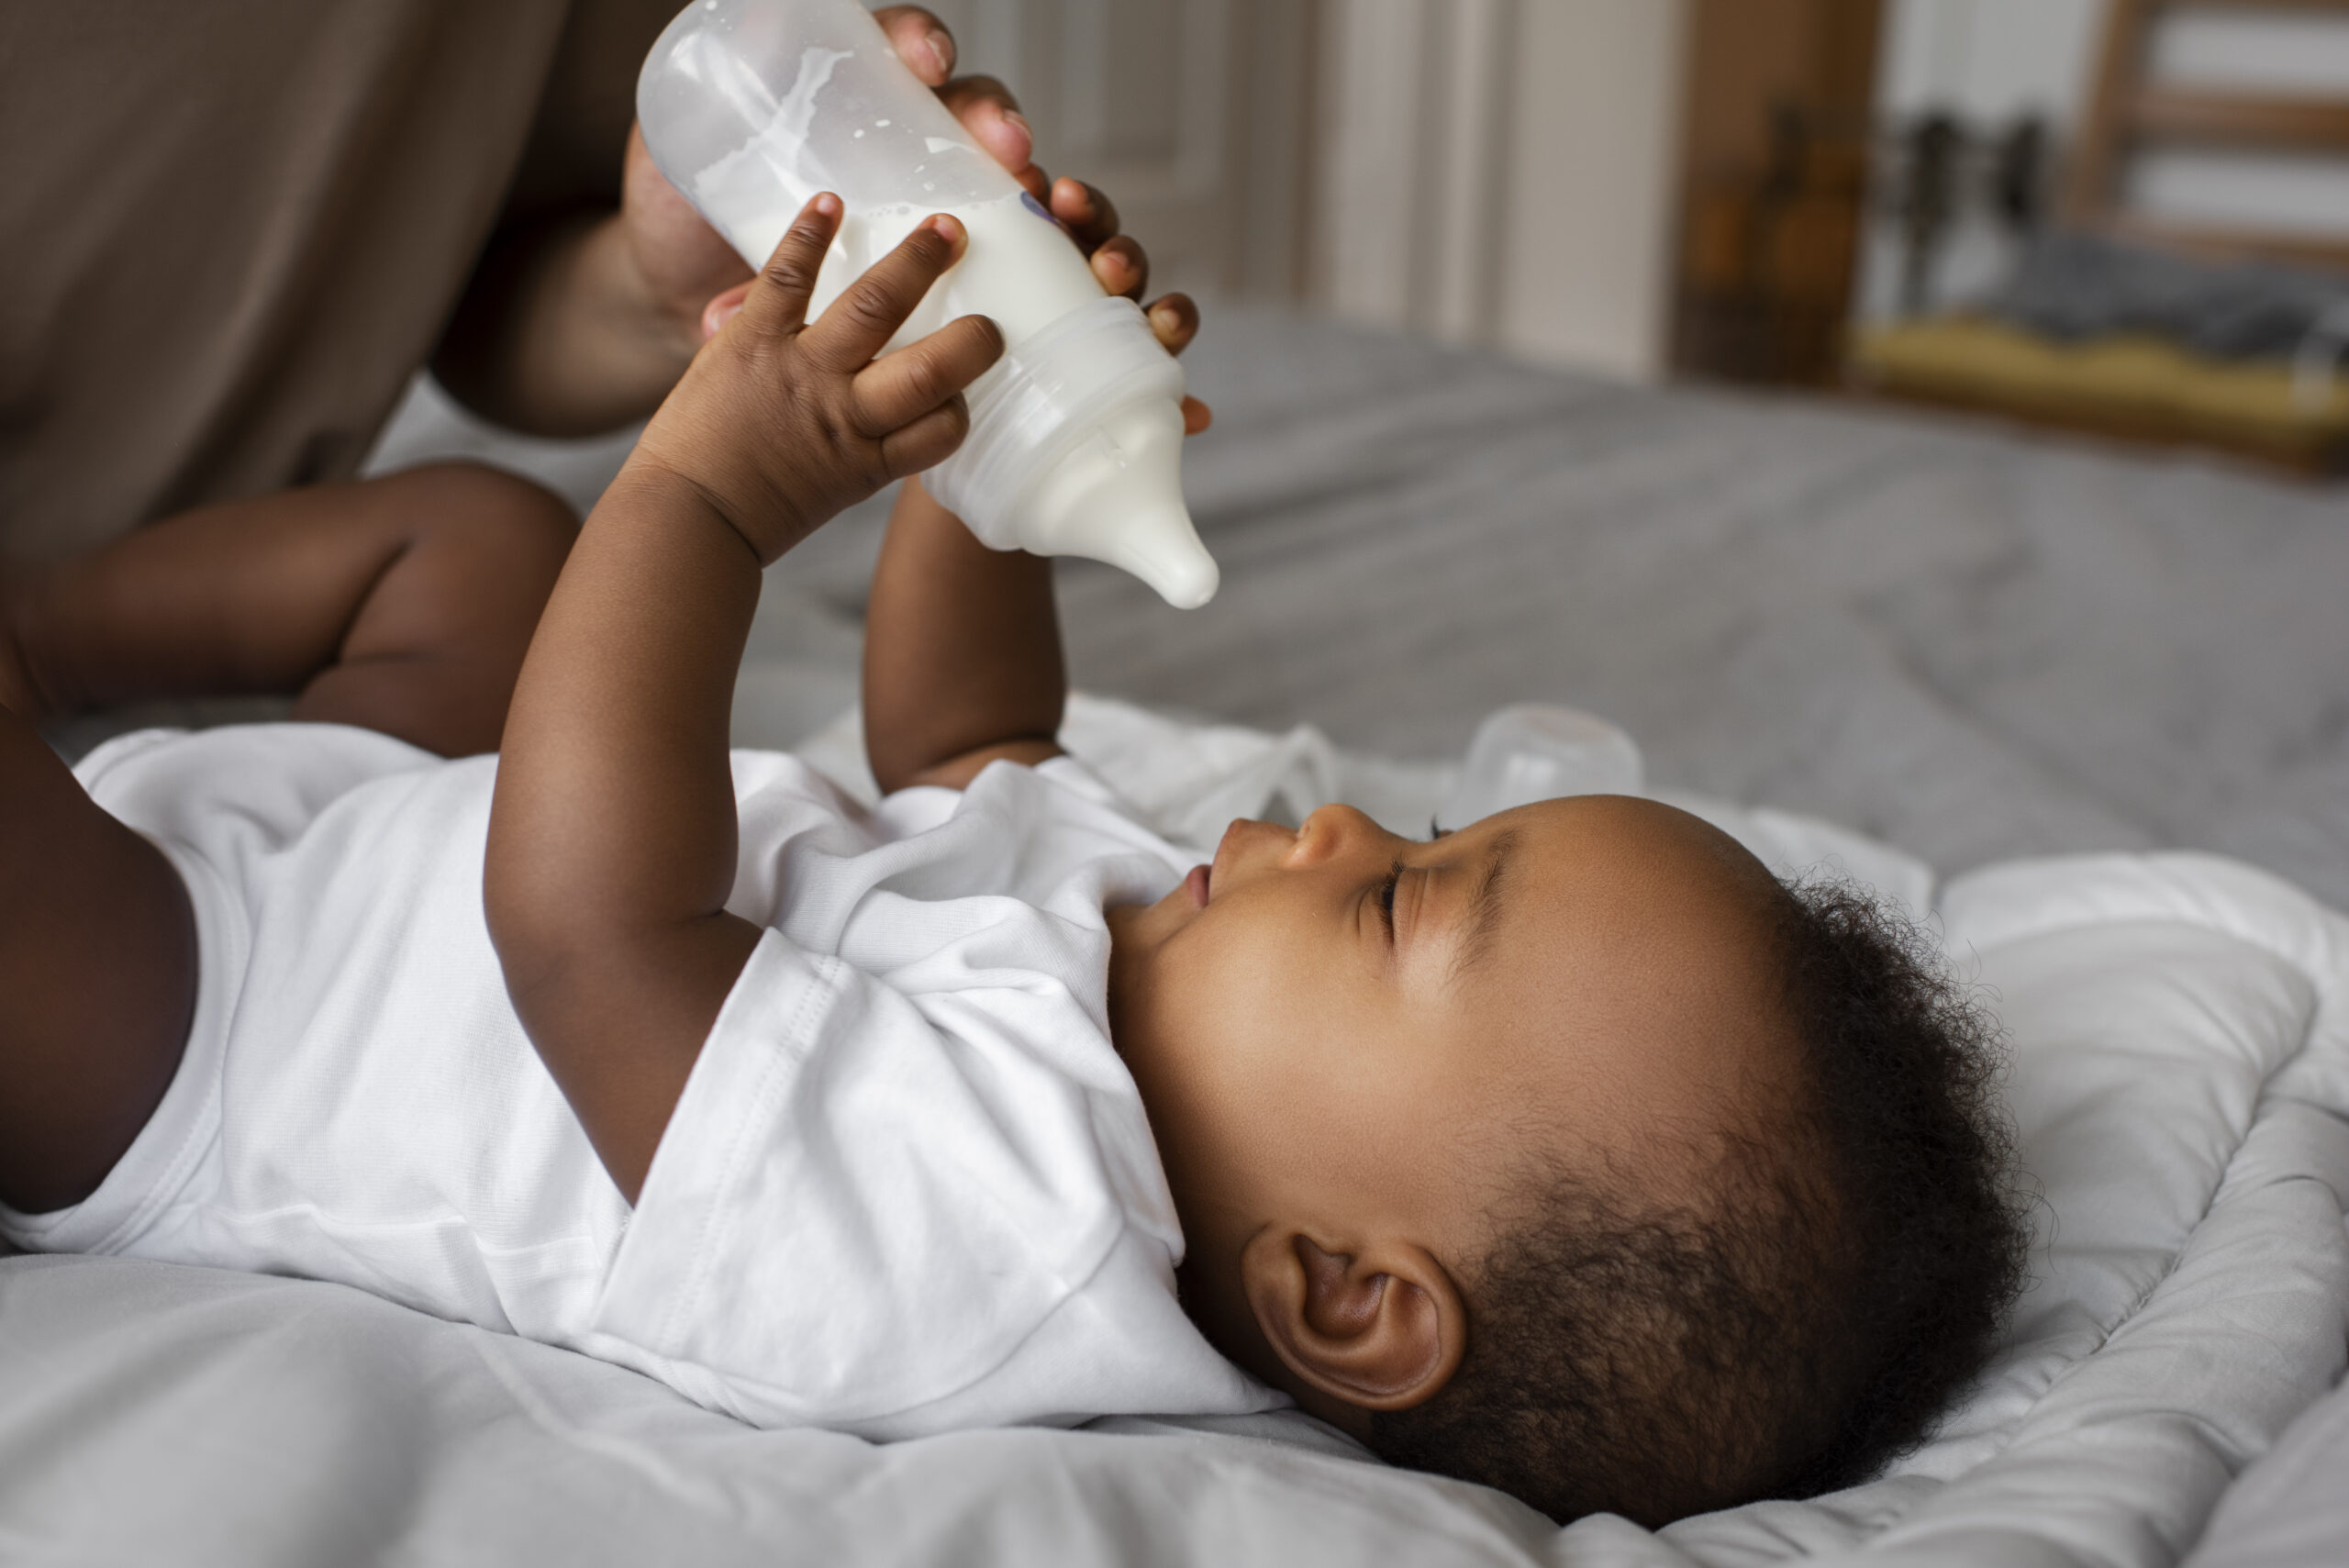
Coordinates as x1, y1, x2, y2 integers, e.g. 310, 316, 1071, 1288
637, 0, 1219, 608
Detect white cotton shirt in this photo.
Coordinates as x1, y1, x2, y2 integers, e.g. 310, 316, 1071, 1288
0, 725, 1275, 1438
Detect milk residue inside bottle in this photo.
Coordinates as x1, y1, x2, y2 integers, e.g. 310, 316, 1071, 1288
639, 0, 1219, 607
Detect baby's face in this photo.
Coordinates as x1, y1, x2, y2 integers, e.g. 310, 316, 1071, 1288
1107, 795, 1795, 1299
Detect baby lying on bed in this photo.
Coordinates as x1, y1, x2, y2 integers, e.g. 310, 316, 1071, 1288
0, 202, 2028, 1527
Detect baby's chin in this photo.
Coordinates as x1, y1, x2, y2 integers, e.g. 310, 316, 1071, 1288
1103, 871, 1219, 1067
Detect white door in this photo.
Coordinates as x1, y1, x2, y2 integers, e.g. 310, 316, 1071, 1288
916, 0, 1317, 298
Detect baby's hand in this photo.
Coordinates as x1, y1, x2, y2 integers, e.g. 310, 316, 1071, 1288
629, 195, 1004, 565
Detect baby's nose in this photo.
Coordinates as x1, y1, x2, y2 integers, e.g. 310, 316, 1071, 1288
1292, 803, 1379, 863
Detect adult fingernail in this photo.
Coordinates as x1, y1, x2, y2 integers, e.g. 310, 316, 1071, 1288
927, 30, 952, 75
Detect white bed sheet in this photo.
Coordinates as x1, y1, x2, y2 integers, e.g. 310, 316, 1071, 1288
4, 698, 2347, 1566
2190, 1348, 2349, 1566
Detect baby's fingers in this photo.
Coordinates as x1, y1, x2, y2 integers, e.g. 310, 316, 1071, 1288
878, 399, 974, 479
805, 216, 966, 372
852, 314, 1005, 436
741, 194, 843, 334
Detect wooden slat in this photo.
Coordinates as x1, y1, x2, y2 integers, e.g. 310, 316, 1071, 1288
2148, 0, 2349, 10
2065, 0, 2349, 270
2101, 214, 2349, 273
2131, 88, 2349, 150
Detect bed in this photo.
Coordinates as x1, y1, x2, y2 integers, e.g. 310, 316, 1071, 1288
11, 304, 2349, 1565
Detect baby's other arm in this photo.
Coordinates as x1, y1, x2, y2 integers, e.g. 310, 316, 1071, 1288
862, 478, 1067, 794
861, 292, 1204, 794
1, 464, 575, 756
484, 199, 1000, 1201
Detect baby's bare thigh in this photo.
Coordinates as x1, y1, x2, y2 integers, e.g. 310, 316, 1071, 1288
0, 708, 195, 1216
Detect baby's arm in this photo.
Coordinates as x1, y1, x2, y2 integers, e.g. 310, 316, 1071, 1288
0, 464, 574, 756
484, 199, 1000, 1201
861, 296, 1204, 794
862, 478, 1066, 793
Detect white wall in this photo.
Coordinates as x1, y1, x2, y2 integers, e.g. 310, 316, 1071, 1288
1312, 0, 1692, 380
1491, 0, 1690, 376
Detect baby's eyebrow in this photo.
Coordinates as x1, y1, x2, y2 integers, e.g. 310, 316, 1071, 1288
1452, 829, 1518, 983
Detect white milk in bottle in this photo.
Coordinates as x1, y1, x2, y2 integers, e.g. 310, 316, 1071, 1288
638, 0, 1219, 607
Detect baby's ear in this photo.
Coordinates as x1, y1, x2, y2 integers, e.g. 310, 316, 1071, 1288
1239, 1229, 1465, 1412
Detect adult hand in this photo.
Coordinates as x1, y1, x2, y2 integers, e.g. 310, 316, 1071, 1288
619, 121, 756, 356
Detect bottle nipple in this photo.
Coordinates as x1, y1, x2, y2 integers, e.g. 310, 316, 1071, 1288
1093, 490, 1220, 610
1018, 398, 1219, 608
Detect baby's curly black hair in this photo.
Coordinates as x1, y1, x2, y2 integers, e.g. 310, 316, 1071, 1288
1369, 877, 2032, 1527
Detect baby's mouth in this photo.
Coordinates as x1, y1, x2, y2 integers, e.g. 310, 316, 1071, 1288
1185, 863, 1211, 909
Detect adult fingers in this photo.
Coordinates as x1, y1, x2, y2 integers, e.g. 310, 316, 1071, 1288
742, 195, 843, 334
853, 315, 1005, 435
802, 215, 965, 372
936, 75, 1038, 187
1048, 177, 1121, 252
1146, 294, 1199, 356
878, 398, 974, 479
873, 7, 955, 84
1051, 179, 1148, 296
1147, 292, 1209, 431
1089, 236, 1148, 302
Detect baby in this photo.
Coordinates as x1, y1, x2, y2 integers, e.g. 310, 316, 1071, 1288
0, 202, 2027, 1526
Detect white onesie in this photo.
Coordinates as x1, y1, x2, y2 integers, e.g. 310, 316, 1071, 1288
0, 725, 1276, 1438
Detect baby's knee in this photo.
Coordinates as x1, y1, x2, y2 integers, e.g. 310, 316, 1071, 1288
393, 462, 579, 581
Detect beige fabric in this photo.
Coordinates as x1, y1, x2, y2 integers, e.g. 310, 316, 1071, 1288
0, 0, 677, 561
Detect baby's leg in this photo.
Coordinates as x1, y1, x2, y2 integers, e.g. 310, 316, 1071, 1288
6, 463, 578, 757
0, 704, 195, 1215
